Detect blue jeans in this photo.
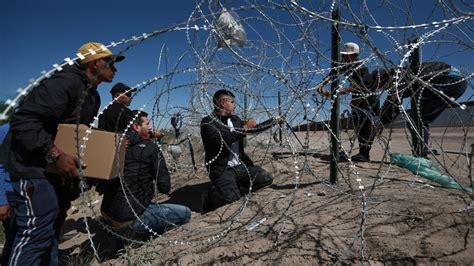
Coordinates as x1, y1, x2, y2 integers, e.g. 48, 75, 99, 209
417, 77, 467, 156
126, 203, 191, 239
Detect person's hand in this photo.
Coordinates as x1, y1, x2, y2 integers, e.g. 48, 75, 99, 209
273, 116, 285, 125
243, 119, 257, 129
320, 89, 330, 97
124, 137, 130, 150
56, 153, 83, 179
0, 204, 10, 220
153, 131, 165, 139
316, 85, 330, 97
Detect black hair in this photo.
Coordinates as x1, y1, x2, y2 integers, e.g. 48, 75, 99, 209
127, 110, 148, 126
212, 89, 235, 106
77, 60, 92, 70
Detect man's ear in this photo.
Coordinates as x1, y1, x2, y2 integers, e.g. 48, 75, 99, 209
217, 99, 225, 109
90, 59, 101, 75
131, 123, 140, 132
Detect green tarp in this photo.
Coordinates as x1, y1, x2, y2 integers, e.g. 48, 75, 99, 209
390, 153, 472, 192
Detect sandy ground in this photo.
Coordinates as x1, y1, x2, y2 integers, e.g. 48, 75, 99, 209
58, 127, 474, 264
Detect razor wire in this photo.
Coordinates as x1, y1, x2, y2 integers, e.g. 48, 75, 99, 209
2, 0, 473, 264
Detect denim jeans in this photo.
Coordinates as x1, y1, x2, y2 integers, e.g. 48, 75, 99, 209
126, 203, 191, 240
417, 77, 467, 156
420, 77, 467, 124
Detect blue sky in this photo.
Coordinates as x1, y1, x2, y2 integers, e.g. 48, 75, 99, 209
1, 0, 472, 125
1, 0, 197, 117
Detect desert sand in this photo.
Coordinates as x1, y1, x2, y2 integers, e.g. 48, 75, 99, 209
59, 127, 474, 264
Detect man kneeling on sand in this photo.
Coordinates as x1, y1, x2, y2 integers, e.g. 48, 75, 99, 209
100, 110, 191, 240
200, 89, 283, 212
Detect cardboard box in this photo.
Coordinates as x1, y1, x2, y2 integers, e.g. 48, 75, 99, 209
46, 124, 126, 180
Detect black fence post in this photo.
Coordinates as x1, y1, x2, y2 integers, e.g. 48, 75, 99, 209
408, 38, 423, 157
278, 90, 282, 146
470, 143, 474, 190
330, 7, 340, 184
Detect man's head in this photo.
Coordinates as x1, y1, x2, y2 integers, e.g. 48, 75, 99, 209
110, 83, 137, 106
340, 42, 360, 63
128, 110, 151, 138
213, 89, 235, 116
77, 42, 125, 85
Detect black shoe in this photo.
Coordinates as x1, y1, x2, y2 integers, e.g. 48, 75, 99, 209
351, 153, 370, 162
201, 192, 213, 214
338, 152, 349, 162
100, 235, 124, 259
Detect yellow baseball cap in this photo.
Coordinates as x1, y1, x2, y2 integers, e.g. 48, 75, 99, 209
76, 42, 125, 64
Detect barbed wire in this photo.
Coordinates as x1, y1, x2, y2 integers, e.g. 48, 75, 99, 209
3, 0, 473, 263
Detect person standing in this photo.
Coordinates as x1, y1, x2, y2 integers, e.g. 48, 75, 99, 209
379, 62, 468, 157
171, 112, 182, 139
0, 123, 14, 265
98, 82, 137, 132
97, 82, 164, 139
318, 42, 377, 162
2, 42, 124, 265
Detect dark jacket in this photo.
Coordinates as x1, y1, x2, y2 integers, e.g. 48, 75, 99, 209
343, 63, 376, 110
322, 62, 375, 110
101, 131, 171, 222
98, 102, 132, 132
4, 64, 100, 179
200, 112, 274, 180
400, 62, 463, 97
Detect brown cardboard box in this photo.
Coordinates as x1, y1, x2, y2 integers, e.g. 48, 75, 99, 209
46, 124, 126, 180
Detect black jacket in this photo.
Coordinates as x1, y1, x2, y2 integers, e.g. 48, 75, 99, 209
98, 101, 132, 132
4, 64, 100, 179
340, 63, 376, 110
322, 62, 375, 110
200, 112, 274, 180
399, 62, 463, 97
101, 132, 171, 222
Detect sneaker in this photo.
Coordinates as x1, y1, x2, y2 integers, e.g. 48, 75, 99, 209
351, 153, 370, 162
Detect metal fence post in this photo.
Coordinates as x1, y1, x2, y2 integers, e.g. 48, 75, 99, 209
278, 90, 282, 146
330, 7, 340, 184
470, 143, 474, 190
408, 38, 423, 157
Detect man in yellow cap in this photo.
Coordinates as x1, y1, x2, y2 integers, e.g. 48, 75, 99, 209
76, 42, 125, 85
2, 42, 124, 265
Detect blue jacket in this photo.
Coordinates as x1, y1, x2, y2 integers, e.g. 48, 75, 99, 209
0, 123, 12, 205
